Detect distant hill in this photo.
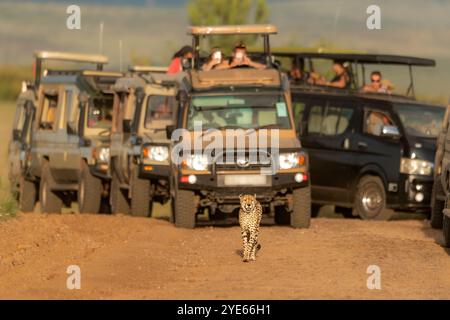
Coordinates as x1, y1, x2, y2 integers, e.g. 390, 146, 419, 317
1, 0, 449, 100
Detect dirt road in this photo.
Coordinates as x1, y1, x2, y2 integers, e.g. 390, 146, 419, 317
0, 210, 449, 299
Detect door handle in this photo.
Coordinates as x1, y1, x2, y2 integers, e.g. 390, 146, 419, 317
358, 141, 368, 149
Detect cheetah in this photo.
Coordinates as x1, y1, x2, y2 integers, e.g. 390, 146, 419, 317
239, 194, 262, 262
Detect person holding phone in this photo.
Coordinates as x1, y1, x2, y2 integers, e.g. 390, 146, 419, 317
216, 41, 266, 70
202, 48, 223, 71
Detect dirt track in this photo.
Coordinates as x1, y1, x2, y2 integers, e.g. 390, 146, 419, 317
0, 209, 449, 299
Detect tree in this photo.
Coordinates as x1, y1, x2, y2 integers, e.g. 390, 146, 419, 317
187, 0, 269, 50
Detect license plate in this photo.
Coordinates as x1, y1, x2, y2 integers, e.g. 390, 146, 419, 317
222, 174, 268, 186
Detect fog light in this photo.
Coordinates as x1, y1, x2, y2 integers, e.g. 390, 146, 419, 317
415, 192, 424, 202
294, 173, 304, 183
415, 184, 423, 191
188, 175, 197, 184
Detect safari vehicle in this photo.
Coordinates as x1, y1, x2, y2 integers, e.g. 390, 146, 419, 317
273, 52, 445, 220
168, 25, 311, 229
109, 68, 176, 216
18, 51, 121, 213
430, 104, 450, 229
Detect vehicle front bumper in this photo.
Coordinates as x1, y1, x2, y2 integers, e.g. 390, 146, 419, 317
389, 173, 433, 211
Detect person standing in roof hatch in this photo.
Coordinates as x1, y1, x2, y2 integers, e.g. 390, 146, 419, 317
167, 45, 193, 74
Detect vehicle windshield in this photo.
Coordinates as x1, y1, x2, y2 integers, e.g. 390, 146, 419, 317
87, 95, 113, 129
187, 93, 291, 131
144, 95, 175, 128
394, 103, 445, 138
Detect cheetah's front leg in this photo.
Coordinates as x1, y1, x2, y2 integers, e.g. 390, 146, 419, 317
242, 229, 250, 262
249, 228, 259, 261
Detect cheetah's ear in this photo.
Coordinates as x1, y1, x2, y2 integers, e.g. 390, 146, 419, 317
254, 194, 257, 199
239, 194, 243, 200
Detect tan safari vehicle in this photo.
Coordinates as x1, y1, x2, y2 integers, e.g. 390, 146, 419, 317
13, 51, 122, 213
109, 67, 177, 216
167, 25, 312, 228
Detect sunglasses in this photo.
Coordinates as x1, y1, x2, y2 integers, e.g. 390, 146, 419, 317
371, 78, 381, 83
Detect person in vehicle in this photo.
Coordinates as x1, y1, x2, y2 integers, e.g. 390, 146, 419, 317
289, 58, 311, 85
362, 71, 392, 94
167, 45, 193, 74
366, 110, 393, 136
202, 48, 223, 71
309, 61, 351, 89
216, 42, 266, 70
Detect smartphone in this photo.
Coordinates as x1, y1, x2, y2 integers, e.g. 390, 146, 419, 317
213, 51, 222, 61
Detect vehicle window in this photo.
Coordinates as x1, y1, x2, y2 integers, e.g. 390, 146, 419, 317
39, 93, 58, 130
187, 94, 291, 130
364, 109, 394, 137
87, 95, 113, 129
145, 95, 175, 128
394, 103, 445, 138
307, 103, 354, 135
292, 101, 305, 132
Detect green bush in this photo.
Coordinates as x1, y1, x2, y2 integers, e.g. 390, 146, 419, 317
0, 65, 33, 101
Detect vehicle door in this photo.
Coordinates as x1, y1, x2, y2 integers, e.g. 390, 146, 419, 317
299, 95, 359, 204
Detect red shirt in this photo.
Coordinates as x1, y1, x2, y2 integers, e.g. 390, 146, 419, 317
167, 57, 182, 74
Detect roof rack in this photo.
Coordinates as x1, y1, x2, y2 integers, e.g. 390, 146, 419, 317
128, 65, 168, 73
271, 51, 436, 98
33, 50, 109, 88
188, 24, 277, 36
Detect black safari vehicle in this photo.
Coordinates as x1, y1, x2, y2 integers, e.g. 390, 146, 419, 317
275, 52, 445, 220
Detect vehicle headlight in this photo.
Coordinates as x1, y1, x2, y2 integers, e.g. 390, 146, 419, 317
278, 152, 306, 170
184, 154, 209, 171
400, 158, 433, 176
97, 147, 110, 163
143, 146, 169, 162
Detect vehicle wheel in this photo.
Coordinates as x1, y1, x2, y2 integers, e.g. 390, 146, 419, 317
291, 186, 311, 228
130, 167, 152, 217
110, 170, 130, 214
39, 162, 62, 213
274, 206, 290, 225
443, 214, 450, 248
174, 188, 196, 229
430, 177, 444, 229
19, 176, 37, 212
353, 175, 393, 220
78, 161, 102, 214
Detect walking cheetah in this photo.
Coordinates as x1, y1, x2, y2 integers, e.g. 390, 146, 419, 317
239, 194, 262, 262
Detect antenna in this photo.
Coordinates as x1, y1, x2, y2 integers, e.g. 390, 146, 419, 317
99, 21, 104, 54
119, 40, 123, 72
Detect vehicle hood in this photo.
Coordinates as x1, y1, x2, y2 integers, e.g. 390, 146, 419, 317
181, 129, 301, 152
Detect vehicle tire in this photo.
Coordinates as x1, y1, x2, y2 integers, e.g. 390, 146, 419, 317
78, 161, 102, 214
110, 170, 130, 214
174, 189, 196, 229
39, 161, 62, 213
443, 214, 450, 248
274, 205, 290, 225
130, 167, 152, 217
430, 177, 444, 229
353, 175, 393, 220
291, 185, 311, 228
19, 176, 36, 212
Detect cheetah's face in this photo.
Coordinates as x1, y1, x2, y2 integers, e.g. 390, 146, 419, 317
239, 194, 257, 213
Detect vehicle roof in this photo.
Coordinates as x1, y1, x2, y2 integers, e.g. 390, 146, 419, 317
34, 50, 108, 65
273, 52, 435, 66
293, 86, 443, 108
113, 72, 179, 93
187, 69, 282, 91
188, 24, 277, 35
128, 65, 168, 73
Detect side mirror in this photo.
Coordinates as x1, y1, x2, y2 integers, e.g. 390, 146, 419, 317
166, 125, 175, 140
176, 90, 188, 103
123, 119, 131, 133
12, 129, 22, 141
381, 125, 400, 138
